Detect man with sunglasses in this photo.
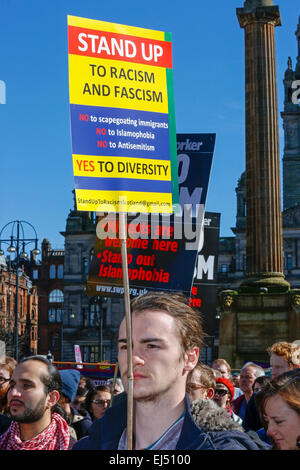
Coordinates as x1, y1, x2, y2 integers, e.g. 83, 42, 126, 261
186, 363, 216, 401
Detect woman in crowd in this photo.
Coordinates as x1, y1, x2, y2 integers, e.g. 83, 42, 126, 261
252, 375, 271, 393
0, 356, 17, 414
213, 377, 242, 425
77, 376, 94, 395
84, 385, 111, 421
255, 369, 300, 450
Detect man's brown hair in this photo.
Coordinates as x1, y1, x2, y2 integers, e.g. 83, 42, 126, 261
186, 363, 216, 391
130, 291, 203, 353
211, 358, 231, 375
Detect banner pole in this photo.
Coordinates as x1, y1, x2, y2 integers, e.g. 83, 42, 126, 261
119, 210, 133, 450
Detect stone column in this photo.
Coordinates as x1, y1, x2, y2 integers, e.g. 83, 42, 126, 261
237, 0, 289, 291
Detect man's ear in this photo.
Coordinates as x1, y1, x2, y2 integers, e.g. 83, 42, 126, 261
46, 390, 60, 409
205, 388, 215, 400
183, 346, 199, 372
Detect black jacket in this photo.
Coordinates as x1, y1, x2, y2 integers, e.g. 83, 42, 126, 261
73, 395, 265, 450
0, 413, 11, 436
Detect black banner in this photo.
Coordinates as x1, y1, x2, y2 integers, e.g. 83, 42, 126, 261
190, 211, 220, 337
87, 134, 216, 298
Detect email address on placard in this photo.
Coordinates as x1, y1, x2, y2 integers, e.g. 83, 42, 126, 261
78, 198, 171, 209
95, 285, 148, 297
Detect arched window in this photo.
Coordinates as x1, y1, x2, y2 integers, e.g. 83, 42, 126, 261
49, 289, 64, 303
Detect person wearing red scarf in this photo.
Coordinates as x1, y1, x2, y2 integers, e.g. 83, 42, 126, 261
0, 356, 72, 450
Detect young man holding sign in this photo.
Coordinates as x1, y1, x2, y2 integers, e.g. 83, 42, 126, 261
73, 292, 261, 450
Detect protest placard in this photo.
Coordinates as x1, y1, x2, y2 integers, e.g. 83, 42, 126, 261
68, 16, 178, 213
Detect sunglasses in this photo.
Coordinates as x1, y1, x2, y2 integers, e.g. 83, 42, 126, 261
214, 389, 229, 397
187, 383, 206, 392
92, 399, 110, 406
0, 376, 10, 385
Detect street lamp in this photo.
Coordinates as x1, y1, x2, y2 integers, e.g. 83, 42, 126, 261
0, 220, 40, 361
91, 296, 103, 362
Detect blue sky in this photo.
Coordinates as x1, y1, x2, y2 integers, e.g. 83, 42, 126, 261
0, 0, 299, 250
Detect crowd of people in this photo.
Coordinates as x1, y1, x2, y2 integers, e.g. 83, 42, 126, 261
0, 291, 299, 451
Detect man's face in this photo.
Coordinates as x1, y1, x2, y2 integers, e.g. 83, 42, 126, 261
239, 367, 257, 394
72, 395, 86, 412
118, 310, 195, 403
113, 385, 123, 396
212, 364, 230, 379
7, 361, 50, 423
187, 369, 214, 401
0, 365, 10, 399
270, 354, 292, 379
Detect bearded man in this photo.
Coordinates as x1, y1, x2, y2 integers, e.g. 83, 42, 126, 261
0, 356, 74, 450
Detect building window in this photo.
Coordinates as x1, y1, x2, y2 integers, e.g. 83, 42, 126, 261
285, 253, 293, 270
82, 345, 99, 363
83, 257, 88, 275
83, 302, 101, 327
51, 333, 60, 351
48, 308, 56, 322
243, 254, 247, 272
221, 264, 228, 273
49, 265, 56, 279
56, 309, 62, 322
32, 269, 38, 280
31, 327, 35, 341
89, 248, 94, 264
48, 308, 62, 323
57, 265, 63, 279
49, 289, 64, 303
102, 345, 110, 361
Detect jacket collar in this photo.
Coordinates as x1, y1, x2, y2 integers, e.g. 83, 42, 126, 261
176, 394, 214, 450
100, 393, 212, 450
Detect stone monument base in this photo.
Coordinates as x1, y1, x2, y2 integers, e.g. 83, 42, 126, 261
218, 289, 300, 369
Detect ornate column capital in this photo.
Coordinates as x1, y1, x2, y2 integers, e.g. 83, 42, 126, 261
237, 6, 281, 28
219, 290, 237, 313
